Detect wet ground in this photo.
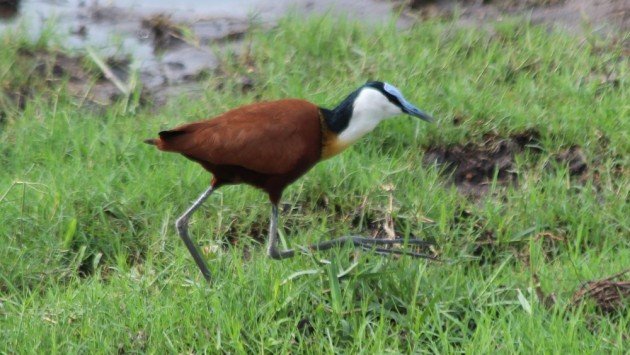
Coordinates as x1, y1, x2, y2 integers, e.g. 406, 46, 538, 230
0, 0, 406, 104
422, 129, 595, 197
1, 0, 626, 105
423, 130, 543, 196
409, 0, 629, 34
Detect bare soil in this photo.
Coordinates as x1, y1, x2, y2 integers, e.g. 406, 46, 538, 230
423, 130, 544, 196
423, 130, 594, 197
572, 269, 630, 314
2, 0, 627, 106
407, 0, 629, 35
7, 48, 131, 107
0, 0, 406, 106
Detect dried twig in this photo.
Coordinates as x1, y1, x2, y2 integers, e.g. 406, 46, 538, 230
572, 269, 630, 314
86, 47, 129, 96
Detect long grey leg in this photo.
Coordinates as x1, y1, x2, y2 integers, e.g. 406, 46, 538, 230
266, 204, 437, 260
267, 204, 295, 259
175, 186, 214, 281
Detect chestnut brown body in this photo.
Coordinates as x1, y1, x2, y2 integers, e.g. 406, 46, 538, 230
149, 99, 323, 204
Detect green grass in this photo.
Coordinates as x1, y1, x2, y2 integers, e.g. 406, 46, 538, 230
1, 15, 629, 353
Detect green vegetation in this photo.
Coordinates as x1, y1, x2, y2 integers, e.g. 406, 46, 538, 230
1, 15, 628, 353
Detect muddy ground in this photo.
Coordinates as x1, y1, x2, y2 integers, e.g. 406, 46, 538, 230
1, 0, 627, 106
0, 0, 405, 105
423, 130, 595, 197
409, 0, 629, 34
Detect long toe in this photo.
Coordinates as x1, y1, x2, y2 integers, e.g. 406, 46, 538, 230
351, 236, 434, 247
365, 246, 439, 260
393, 238, 435, 246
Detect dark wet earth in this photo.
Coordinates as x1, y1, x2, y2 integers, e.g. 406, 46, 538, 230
0, 0, 405, 104
1, 0, 626, 105
423, 130, 591, 197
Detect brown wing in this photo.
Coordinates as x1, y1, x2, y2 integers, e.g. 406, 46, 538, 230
155, 99, 322, 175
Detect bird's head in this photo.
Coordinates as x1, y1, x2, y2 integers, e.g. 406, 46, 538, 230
324, 81, 433, 136
356, 81, 434, 123
321, 81, 434, 158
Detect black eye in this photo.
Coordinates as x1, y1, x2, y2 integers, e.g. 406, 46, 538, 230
384, 92, 402, 107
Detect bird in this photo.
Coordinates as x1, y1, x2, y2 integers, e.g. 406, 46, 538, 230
145, 81, 435, 281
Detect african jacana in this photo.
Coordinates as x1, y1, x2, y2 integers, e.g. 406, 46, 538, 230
145, 81, 434, 281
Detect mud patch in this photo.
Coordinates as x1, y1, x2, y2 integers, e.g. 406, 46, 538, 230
407, 0, 629, 34
14, 48, 132, 107
296, 317, 315, 336
423, 131, 597, 196
141, 14, 186, 51
551, 145, 588, 177
2, 0, 410, 106
424, 129, 541, 196
0, 0, 19, 20
572, 269, 630, 314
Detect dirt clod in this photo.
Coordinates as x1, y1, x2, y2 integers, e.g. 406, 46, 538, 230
1, 49, 120, 112
424, 130, 541, 196
297, 317, 314, 335
408, 0, 628, 33
554, 145, 588, 177
141, 14, 185, 51
239, 75, 255, 93
0, 0, 19, 19
572, 269, 630, 314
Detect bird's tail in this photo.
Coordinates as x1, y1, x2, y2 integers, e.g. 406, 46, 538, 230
144, 130, 186, 149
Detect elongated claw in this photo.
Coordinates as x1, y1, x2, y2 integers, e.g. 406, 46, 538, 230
347, 236, 435, 247
266, 204, 438, 260
359, 245, 439, 260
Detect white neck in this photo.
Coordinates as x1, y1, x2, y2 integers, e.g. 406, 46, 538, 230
337, 88, 402, 145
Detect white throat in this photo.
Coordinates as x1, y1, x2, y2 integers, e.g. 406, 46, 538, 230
337, 88, 402, 145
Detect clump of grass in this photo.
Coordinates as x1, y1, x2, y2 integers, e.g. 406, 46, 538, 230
0, 14, 628, 353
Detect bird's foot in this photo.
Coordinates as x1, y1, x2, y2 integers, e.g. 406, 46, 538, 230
304, 235, 438, 260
